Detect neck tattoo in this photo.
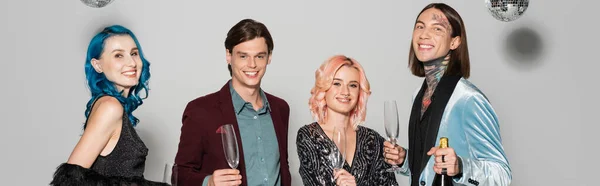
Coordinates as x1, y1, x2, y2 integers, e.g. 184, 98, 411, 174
421, 53, 450, 117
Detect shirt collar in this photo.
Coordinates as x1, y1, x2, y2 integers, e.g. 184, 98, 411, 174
229, 81, 271, 115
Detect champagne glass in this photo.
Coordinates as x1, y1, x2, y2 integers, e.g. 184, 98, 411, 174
384, 100, 400, 172
221, 124, 239, 169
329, 126, 346, 182
163, 163, 177, 186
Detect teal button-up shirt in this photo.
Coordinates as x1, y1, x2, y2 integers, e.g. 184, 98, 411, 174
203, 82, 281, 186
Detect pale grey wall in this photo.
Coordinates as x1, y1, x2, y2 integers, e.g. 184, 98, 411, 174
0, 0, 597, 185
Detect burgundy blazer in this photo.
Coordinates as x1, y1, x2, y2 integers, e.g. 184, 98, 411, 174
174, 81, 291, 186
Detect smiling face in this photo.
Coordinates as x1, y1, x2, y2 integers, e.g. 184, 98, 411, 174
226, 37, 272, 90
325, 65, 361, 116
412, 8, 461, 62
91, 35, 142, 95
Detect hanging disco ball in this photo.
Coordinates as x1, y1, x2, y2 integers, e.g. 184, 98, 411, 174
80, 0, 114, 8
485, 0, 529, 22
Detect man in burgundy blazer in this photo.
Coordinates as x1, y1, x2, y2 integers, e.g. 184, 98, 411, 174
173, 19, 291, 186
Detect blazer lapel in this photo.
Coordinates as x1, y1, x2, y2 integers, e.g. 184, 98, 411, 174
265, 93, 292, 186
266, 94, 285, 155
418, 75, 461, 172
408, 79, 427, 173
217, 81, 248, 186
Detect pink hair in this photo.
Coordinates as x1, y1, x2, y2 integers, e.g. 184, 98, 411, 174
308, 55, 371, 130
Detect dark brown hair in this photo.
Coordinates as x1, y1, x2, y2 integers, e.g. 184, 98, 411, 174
225, 19, 274, 76
409, 3, 470, 78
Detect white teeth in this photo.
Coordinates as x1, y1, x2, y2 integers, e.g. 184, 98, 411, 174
337, 98, 350, 102
420, 45, 433, 48
245, 72, 257, 75
123, 71, 135, 75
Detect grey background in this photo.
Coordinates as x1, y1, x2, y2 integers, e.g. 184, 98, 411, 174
0, 0, 597, 185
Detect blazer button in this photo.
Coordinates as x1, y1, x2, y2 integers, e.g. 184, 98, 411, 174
420, 181, 426, 185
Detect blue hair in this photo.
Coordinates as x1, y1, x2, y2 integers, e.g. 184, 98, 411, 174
83, 25, 150, 128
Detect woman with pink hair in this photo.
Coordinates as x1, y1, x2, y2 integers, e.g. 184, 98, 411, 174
296, 55, 398, 186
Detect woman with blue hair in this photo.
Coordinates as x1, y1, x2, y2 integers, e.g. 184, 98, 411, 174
51, 25, 167, 186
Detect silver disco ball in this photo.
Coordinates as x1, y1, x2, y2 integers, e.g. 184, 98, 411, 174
80, 0, 114, 8
485, 0, 529, 22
